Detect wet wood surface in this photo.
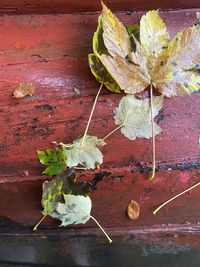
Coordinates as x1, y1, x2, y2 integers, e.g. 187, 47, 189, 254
0, 0, 199, 242
0, 0, 199, 14
1, 227, 200, 266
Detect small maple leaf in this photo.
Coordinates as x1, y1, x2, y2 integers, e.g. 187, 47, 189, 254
114, 95, 163, 140
61, 135, 106, 169
37, 148, 67, 176
50, 194, 92, 226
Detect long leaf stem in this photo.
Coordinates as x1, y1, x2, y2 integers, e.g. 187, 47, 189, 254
153, 180, 200, 215
81, 83, 103, 147
33, 215, 47, 231
90, 215, 112, 243
148, 83, 156, 180
102, 125, 123, 141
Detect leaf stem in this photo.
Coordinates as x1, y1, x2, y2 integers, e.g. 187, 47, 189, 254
153, 180, 200, 215
90, 215, 112, 243
102, 125, 123, 141
148, 83, 156, 181
33, 215, 47, 231
59, 142, 74, 148
81, 83, 103, 147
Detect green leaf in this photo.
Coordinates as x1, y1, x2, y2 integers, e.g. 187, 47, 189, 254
42, 175, 66, 216
62, 135, 106, 169
114, 95, 164, 140
126, 24, 140, 51
93, 15, 108, 57
41, 169, 90, 216
37, 148, 67, 176
88, 53, 121, 92
50, 194, 92, 226
89, 15, 121, 93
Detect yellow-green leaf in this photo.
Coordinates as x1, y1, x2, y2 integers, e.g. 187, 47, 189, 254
88, 53, 121, 93
140, 10, 169, 57
101, 1, 132, 58
93, 15, 108, 57
154, 27, 200, 96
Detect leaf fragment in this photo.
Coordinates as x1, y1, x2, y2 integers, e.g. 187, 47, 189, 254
127, 200, 140, 220
13, 82, 35, 98
37, 148, 67, 176
62, 135, 106, 169
114, 95, 163, 140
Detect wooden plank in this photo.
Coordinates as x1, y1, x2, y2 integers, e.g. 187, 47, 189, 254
0, 10, 200, 231
0, 10, 198, 104
0, 170, 199, 228
1, 228, 200, 266
0, 0, 199, 14
0, 92, 200, 183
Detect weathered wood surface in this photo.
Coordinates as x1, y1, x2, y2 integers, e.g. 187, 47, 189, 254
1, 228, 200, 266
0, 9, 200, 230
0, 0, 199, 14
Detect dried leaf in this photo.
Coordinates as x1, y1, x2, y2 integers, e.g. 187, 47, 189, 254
37, 148, 67, 176
13, 82, 35, 98
127, 200, 140, 220
100, 54, 149, 94
62, 135, 106, 169
114, 95, 163, 140
50, 194, 92, 226
94, 3, 200, 98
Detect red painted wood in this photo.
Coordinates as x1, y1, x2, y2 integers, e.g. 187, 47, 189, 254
0, 170, 199, 228
0, 9, 200, 229
0, 0, 199, 14
0, 10, 198, 103
0, 93, 199, 183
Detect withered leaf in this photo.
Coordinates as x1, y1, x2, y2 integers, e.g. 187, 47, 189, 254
13, 82, 35, 98
94, 3, 200, 97
127, 200, 140, 220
